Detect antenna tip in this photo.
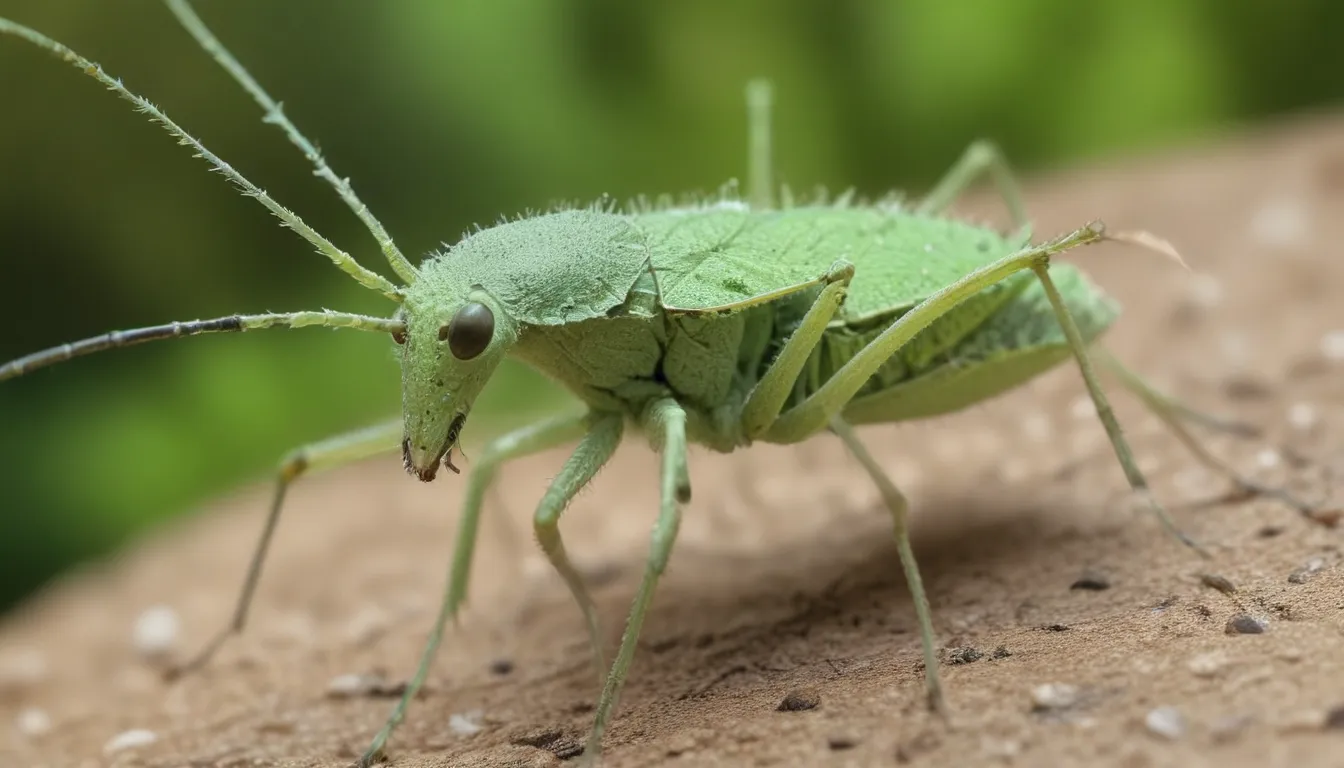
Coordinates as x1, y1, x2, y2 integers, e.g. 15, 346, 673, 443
1108, 229, 1191, 271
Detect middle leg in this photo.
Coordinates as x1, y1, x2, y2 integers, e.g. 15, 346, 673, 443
581, 397, 691, 765
830, 416, 945, 715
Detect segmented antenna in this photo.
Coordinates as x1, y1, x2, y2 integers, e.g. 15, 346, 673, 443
0, 16, 404, 302
166, 0, 420, 285
0, 311, 404, 382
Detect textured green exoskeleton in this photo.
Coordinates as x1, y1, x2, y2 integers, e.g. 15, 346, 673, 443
0, 4, 1318, 766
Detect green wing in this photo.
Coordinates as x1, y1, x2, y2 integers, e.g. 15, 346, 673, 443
632, 205, 1028, 320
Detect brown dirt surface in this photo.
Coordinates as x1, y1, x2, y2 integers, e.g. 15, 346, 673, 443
4, 115, 1344, 768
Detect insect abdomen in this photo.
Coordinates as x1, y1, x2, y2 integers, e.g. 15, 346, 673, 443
839, 264, 1120, 424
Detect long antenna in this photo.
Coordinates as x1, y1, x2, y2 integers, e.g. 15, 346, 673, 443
0, 17, 405, 302
166, 0, 420, 286
0, 311, 403, 381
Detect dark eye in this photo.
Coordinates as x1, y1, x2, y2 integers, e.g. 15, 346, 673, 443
391, 328, 407, 345
444, 302, 494, 360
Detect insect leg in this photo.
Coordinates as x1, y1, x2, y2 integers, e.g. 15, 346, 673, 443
360, 410, 596, 767
745, 79, 775, 210
741, 260, 854, 439
765, 222, 1203, 546
916, 140, 1029, 233
527, 412, 625, 698
168, 418, 404, 679
766, 223, 1107, 442
828, 416, 945, 715
1096, 348, 1325, 518
1029, 265, 1205, 554
582, 398, 690, 765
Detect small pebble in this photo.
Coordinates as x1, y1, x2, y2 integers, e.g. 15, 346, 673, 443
990, 645, 1012, 660
1187, 652, 1227, 678
1222, 374, 1274, 401
1150, 595, 1179, 611
1256, 449, 1281, 469
325, 673, 406, 698
1320, 329, 1344, 362
1325, 704, 1344, 730
15, 707, 52, 737
1309, 508, 1343, 528
1200, 573, 1237, 594
449, 710, 484, 736
777, 689, 820, 712
1288, 556, 1327, 584
1145, 706, 1186, 740
509, 727, 583, 759
1211, 714, 1254, 742
1225, 614, 1267, 635
827, 735, 858, 751
104, 729, 158, 754
945, 647, 982, 665
327, 673, 370, 697
1287, 402, 1321, 432
1249, 200, 1310, 249
1070, 571, 1111, 591
1030, 683, 1080, 712
132, 605, 180, 659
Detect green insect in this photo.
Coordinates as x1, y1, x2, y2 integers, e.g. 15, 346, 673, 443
0, 3, 1316, 766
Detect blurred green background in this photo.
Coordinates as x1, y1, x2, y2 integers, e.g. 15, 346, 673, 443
1, 0, 1342, 614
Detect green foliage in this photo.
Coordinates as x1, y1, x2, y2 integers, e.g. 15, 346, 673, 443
1, 0, 1342, 613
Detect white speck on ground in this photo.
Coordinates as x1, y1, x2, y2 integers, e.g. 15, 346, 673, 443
1145, 706, 1186, 740
103, 728, 158, 754
132, 605, 179, 659
15, 707, 52, 737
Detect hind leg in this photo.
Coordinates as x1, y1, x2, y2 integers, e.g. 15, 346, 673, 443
1096, 347, 1327, 520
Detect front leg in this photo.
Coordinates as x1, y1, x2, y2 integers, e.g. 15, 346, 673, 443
532, 412, 626, 690
740, 260, 853, 440
172, 418, 404, 679
580, 398, 690, 766
359, 410, 593, 767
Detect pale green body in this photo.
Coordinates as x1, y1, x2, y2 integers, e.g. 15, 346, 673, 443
7, 8, 1291, 768
411, 206, 1117, 453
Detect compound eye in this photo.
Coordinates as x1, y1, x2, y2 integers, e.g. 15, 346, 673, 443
444, 302, 494, 360
391, 328, 407, 345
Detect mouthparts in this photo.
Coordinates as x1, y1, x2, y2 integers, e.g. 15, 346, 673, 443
401, 439, 462, 483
